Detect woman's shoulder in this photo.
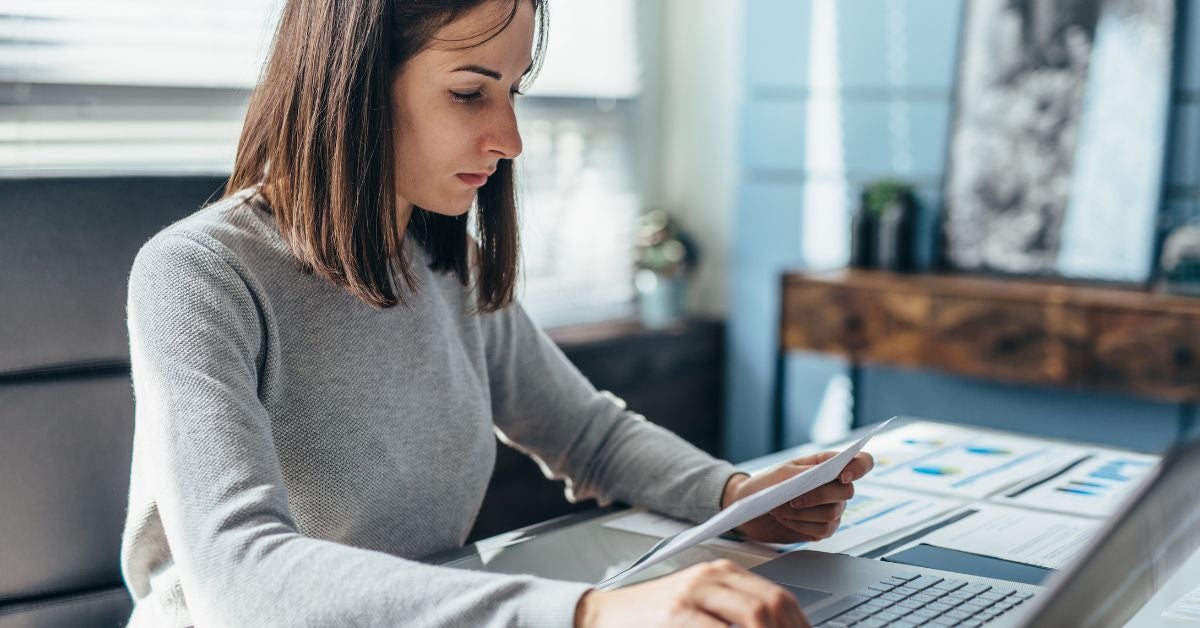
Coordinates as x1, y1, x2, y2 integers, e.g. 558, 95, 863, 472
137, 188, 287, 270
126, 192, 277, 350
130, 188, 291, 300
144, 187, 275, 251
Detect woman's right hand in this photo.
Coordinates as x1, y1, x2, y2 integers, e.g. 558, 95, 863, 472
574, 559, 811, 627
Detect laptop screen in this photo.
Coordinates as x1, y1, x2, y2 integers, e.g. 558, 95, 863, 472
1023, 436, 1200, 627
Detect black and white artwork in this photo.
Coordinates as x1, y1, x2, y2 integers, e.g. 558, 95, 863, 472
942, 0, 1175, 282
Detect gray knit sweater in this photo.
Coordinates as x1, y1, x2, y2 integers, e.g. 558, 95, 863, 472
119, 189, 737, 627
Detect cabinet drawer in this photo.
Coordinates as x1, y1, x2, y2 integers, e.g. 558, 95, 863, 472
782, 283, 928, 367
927, 296, 1088, 386
782, 270, 1200, 402
1091, 311, 1200, 401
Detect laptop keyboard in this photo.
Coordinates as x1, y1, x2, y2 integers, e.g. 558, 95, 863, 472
816, 572, 1034, 627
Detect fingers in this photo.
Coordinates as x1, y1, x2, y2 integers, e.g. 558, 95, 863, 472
774, 483, 851, 541
674, 609, 727, 628
680, 560, 809, 627
703, 561, 809, 628
768, 516, 843, 541
691, 582, 771, 627
839, 452, 875, 483
773, 501, 845, 524
787, 480, 855, 508
784, 451, 874, 484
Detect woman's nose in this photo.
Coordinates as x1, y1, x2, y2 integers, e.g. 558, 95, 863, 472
485, 103, 522, 159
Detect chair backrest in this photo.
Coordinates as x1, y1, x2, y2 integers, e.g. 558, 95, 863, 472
0, 176, 227, 628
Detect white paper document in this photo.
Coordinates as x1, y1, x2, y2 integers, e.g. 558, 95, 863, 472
604, 487, 963, 558
603, 510, 781, 557
595, 418, 894, 589
994, 450, 1160, 518
861, 422, 1088, 499
898, 503, 1101, 569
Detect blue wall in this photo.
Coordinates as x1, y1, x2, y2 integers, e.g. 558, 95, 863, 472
725, 0, 1200, 461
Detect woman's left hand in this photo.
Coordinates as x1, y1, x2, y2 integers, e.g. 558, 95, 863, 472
719, 452, 875, 544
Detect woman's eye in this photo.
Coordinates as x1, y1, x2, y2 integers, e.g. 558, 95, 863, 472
450, 90, 483, 103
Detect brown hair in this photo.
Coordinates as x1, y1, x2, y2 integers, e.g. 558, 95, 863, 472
226, 0, 546, 310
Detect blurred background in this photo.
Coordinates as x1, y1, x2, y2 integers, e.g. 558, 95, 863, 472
3, 0, 1200, 598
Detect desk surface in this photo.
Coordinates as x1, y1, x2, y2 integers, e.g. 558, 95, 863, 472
433, 421, 1200, 627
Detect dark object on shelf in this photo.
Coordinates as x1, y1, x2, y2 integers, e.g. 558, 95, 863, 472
849, 194, 876, 269
468, 318, 726, 541
852, 180, 918, 271
875, 188, 918, 272
1160, 223, 1200, 297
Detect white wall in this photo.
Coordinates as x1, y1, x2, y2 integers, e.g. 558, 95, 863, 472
651, 0, 744, 317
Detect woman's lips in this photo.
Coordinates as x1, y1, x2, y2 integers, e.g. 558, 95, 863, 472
456, 172, 489, 187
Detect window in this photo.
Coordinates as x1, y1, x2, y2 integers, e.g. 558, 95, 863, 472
0, 0, 645, 326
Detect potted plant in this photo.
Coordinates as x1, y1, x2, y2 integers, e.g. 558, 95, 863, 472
634, 209, 697, 328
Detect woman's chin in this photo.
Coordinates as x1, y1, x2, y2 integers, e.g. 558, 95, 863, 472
420, 200, 473, 218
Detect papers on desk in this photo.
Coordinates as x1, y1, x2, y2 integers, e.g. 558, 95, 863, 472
1163, 584, 1200, 623
604, 510, 780, 557
865, 422, 981, 472
768, 488, 962, 555
993, 450, 1160, 518
888, 503, 1101, 570
604, 488, 963, 558
592, 419, 1163, 595
594, 418, 893, 589
861, 422, 1088, 499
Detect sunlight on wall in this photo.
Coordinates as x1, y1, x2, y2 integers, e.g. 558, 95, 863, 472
802, 0, 848, 270
885, 0, 915, 175
811, 371, 854, 443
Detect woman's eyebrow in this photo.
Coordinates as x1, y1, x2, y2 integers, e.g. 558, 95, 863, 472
452, 64, 503, 80
452, 60, 535, 81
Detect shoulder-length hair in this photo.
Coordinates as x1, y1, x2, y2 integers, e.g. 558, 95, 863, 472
226, 0, 546, 311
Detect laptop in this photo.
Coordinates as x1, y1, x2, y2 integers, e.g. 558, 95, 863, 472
750, 435, 1200, 627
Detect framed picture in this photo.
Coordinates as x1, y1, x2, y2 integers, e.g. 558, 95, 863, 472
941, 0, 1176, 283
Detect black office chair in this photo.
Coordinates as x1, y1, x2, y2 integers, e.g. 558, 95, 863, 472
0, 176, 227, 627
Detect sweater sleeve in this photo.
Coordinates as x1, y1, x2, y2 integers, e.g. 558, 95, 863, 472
125, 233, 591, 628
480, 301, 739, 525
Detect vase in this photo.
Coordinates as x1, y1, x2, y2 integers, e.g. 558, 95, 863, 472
875, 193, 917, 272
635, 269, 686, 329
850, 202, 876, 269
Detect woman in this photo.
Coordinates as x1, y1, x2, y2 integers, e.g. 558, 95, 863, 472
120, 0, 873, 626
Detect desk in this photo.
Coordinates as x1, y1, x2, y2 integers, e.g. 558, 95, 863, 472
433, 420, 1200, 627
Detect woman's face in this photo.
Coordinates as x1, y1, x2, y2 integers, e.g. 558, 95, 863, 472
391, 0, 533, 218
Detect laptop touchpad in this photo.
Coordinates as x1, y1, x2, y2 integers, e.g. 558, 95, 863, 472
778, 583, 831, 608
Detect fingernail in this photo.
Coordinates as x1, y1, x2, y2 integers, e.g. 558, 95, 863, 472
840, 472, 851, 483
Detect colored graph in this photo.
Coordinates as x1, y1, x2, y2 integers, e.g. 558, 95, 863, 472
1089, 459, 1152, 483
912, 465, 962, 476
965, 445, 1012, 456
1047, 459, 1154, 497
1000, 451, 1162, 517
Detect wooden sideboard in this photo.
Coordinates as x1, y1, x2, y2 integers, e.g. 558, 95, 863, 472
780, 270, 1200, 405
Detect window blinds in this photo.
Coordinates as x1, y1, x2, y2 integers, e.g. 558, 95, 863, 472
0, 0, 641, 325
